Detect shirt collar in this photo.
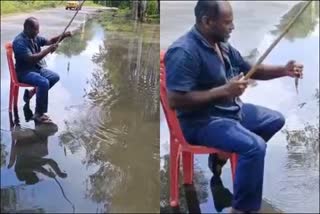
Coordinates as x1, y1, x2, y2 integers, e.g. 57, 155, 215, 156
21, 31, 36, 42
190, 25, 230, 55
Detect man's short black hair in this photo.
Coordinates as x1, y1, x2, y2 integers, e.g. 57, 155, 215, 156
194, 0, 221, 24
24, 17, 38, 30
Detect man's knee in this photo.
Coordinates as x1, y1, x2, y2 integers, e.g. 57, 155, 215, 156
38, 78, 50, 89
51, 72, 60, 85
246, 137, 266, 157
273, 111, 285, 130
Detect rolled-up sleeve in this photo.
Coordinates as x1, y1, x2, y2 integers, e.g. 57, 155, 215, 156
229, 45, 252, 75
37, 36, 49, 47
164, 47, 200, 93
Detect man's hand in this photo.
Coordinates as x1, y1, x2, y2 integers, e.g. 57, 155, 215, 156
48, 43, 59, 53
284, 60, 303, 79
48, 170, 56, 178
63, 31, 73, 38
223, 73, 249, 98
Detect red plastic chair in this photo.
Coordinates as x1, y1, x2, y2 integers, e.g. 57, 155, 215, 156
5, 42, 35, 112
160, 50, 238, 207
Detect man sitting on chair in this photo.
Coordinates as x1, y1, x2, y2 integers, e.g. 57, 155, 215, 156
164, 1, 303, 213
12, 17, 72, 124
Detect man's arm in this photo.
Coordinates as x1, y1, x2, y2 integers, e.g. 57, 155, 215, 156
45, 31, 72, 45
229, 44, 303, 81
250, 64, 286, 80
168, 86, 227, 110
250, 61, 303, 80
23, 45, 58, 64
168, 73, 249, 110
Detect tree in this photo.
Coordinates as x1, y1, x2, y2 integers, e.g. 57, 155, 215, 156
271, 1, 319, 41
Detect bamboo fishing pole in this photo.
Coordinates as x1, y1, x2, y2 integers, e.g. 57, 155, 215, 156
49, 169, 75, 213
242, 1, 312, 82
55, 0, 87, 45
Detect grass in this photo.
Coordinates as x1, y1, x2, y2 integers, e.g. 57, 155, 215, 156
1, 0, 102, 16
96, 7, 159, 33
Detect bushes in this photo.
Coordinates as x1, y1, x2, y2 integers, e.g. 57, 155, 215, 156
1, 1, 65, 15
146, 0, 158, 16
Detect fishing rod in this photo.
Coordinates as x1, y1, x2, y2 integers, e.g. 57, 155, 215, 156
49, 169, 75, 213
55, 0, 87, 45
242, 1, 312, 93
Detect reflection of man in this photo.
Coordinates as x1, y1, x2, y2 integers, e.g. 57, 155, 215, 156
165, 1, 303, 213
8, 108, 67, 185
12, 17, 72, 124
210, 176, 233, 213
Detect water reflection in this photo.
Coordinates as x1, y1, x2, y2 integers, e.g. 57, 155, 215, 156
8, 106, 66, 185
160, 155, 209, 213
2, 14, 160, 212
57, 20, 160, 212
90, 24, 160, 121
1, 107, 70, 213
210, 176, 233, 213
56, 20, 95, 58
271, 1, 319, 41
0, 138, 7, 168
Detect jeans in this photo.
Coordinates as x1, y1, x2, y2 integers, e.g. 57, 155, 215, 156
17, 68, 60, 115
182, 103, 285, 211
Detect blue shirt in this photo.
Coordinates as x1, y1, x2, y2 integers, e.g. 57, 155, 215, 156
12, 32, 48, 73
165, 26, 252, 128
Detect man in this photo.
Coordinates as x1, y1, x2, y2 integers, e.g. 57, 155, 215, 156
13, 17, 72, 123
164, 1, 303, 213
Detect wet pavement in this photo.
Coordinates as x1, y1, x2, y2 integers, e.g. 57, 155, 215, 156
160, 1, 319, 213
1, 8, 160, 213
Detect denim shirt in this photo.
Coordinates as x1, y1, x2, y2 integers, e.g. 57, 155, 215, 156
165, 26, 252, 128
12, 32, 48, 73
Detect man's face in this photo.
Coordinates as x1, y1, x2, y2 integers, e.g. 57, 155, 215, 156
206, 3, 235, 42
26, 20, 40, 39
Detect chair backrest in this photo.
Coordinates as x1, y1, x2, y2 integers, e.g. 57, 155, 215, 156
160, 50, 188, 146
5, 42, 19, 84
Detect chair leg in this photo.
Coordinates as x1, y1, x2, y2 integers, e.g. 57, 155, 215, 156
230, 153, 238, 183
13, 86, 19, 109
182, 151, 194, 185
170, 139, 180, 207
9, 82, 13, 112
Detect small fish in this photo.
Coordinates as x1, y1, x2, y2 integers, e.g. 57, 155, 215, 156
67, 62, 70, 73
295, 77, 299, 94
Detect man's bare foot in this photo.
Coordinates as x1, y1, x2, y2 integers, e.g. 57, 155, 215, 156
33, 113, 53, 124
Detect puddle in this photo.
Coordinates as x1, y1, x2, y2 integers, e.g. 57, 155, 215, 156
1, 15, 160, 213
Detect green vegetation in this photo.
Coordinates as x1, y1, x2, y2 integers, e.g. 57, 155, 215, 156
271, 1, 319, 41
1, 0, 101, 16
1, 0, 159, 23
56, 20, 95, 58
96, 7, 159, 34
1, 1, 63, 15
93, 0, 159, 23
96, 12, 134, 32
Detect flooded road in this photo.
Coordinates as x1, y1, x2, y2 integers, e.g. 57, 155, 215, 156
160, 1, 319, 213
1, 10, 160, 213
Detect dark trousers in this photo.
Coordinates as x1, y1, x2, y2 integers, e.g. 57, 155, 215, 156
183, 103, 285, 211
17, 68, 60, 115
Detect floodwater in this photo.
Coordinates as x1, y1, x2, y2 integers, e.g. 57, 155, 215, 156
160, 1, 319, 213
1, 13, 160, 213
